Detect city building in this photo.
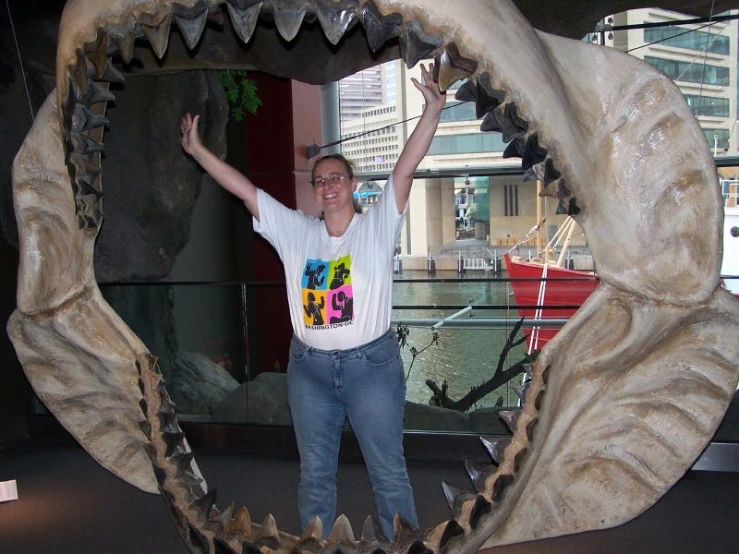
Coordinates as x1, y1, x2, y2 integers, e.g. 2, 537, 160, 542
337, 9, 739, 262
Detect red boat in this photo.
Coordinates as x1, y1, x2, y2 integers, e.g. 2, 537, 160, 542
504, 214, 600, 354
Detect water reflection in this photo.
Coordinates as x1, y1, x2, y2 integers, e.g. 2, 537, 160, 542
393, 271, 525, 409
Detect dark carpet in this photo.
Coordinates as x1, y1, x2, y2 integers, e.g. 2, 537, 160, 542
0, 440, 738, 553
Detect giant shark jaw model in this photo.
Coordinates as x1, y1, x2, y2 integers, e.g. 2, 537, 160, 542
7, 0, 739, 552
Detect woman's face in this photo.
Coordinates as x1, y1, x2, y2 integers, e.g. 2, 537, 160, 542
312, 158, 356, 213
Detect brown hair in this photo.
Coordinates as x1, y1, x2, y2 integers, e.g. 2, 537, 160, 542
313, 153, 362, 218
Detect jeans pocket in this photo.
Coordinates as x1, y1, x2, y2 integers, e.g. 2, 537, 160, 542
289, 340, 309, 363
362, 343, 401, 368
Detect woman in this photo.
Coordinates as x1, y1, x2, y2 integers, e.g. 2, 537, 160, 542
180, 63, 446, 539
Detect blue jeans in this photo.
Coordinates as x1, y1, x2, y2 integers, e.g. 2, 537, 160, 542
287, 329, 418, 540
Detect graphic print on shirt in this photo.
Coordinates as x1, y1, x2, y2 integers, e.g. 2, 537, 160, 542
301, 255, 353, 329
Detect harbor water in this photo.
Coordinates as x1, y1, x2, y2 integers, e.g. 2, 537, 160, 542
392, 270, 529, 409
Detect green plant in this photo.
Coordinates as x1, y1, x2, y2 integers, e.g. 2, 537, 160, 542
219, 70, 261, 122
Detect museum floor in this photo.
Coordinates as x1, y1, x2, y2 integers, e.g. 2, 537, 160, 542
1, 438, 738, 554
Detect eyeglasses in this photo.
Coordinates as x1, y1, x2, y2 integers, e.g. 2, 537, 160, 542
312, 174, 346, 188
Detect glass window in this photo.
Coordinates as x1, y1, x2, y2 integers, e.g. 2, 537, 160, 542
644, 56, 730, 86
644, 27, 730, 54
685, 94, 730, 117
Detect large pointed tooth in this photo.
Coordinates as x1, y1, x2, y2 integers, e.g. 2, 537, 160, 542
521, 133, 548, 169
295, 516, 323, 552
360, 0, 402, 52
190, 488, 218, 523
315, 0, 358, 45
84, 31, 110, 79
162, 431, 186, 457
399, 20, 443, 68
455, 76, 504, 119
434, 43, 477, 91
226, 1, 263, 44
70, 132, 104, 155
138, 10, 172, 58
206, 502, 235, 533
97, 60, 126, 84
227, 506, 252, 539
360, 515, 385, 543
481, 103, 528, 141
463, 460, 496, 492
254, 514, 280, 549
271, 1, 307, 42
499, 409, 521, 432
72, 106, 109, 133
441, 481, 475, 517
480, 436, 510, 464
173, 0, 209, 50
112, 32, 136, 64
328, 513, 355, 543
80, 81, 115, 107
392, 514, 422, 546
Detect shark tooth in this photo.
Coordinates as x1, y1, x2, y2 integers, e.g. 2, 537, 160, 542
499, 409, 521, 432
171, 451, 195, 478
111, 32, 136, 64
70, 132, 104, 156
480, 436, 510, 464
392, 513, 422, 546
173, 0, 209, 50
360, 514, 386, 543
399, 20, 443, 68
360, 0, 402, 53
271, 0, 307, 42
79, 81, 115, 107
315, 0, 358, 46
295, 516, 323, 552
162, 431, 186, 457
328, 513, 356, 545
482, 102, 528, 141
206, 502, 235, 534
226, 0, 263, 44
190, 488, 218, 524
253, 514, 280, 550
138, 10, 172, 59
463, 460, 497, 492
227, 506, 252, 539
84, 31, 110, 79
441, 481, 475, 517
434, 43, 477, 91
253, 514, 280, 549
455, 77, 504, 119
70, 104, 108, 136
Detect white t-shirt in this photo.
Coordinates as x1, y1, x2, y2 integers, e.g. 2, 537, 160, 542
253, 175, 406, 350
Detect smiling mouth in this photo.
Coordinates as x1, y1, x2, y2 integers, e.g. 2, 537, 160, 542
8, 0, 739, 553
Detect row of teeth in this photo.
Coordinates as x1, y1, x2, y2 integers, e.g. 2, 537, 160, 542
135, 328, 550, 554
59, 2, 561, 551
62, 0, 575, 232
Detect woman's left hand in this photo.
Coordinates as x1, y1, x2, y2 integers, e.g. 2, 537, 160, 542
411, 63, 447, 114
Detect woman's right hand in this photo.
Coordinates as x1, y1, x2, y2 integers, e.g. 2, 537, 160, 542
180, 113, 202, 156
